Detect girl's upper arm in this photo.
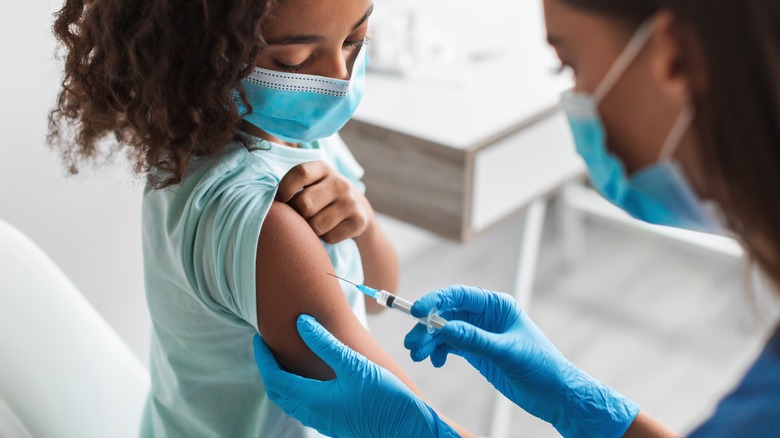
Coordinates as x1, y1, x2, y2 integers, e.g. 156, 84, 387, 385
255, 201, 415, 384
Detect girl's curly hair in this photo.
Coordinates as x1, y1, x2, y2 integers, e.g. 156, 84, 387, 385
48, 0, 277, 187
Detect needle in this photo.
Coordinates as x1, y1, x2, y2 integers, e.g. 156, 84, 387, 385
327, 273, 360, 287
326, 272, 447, 332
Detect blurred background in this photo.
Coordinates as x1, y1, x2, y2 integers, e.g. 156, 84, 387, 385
2, 1, 778, 437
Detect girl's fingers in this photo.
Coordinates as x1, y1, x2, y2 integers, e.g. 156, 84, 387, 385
320, 220, 357, 245
309, 199, 367, 244
307, 203, 350, 238
277, 161, 330, 203
289, 179, 337, 219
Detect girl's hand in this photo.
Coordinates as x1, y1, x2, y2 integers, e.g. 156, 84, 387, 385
277, 161, 373, 244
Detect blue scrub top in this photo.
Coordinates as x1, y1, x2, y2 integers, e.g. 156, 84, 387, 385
688, 326, 780, 437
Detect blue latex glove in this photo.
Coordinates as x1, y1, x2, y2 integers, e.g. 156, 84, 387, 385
253, 314, 460, 438
404, 286, 639, 438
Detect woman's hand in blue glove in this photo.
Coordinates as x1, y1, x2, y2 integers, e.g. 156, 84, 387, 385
405, 286, 639, 438
253, 314, 460, 438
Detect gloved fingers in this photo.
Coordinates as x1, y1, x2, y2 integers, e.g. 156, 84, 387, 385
264, 381, 294, 406
403, 322, 436, 350
441, 320, 504, 363
266, 372, 331, 409
296, 314, 366, 377
403, 324, 453, 367
253, 334, 324, 405
430, 343, 451, 368
411, 339, 440, 362
437, 308, 478, 324
407, 345, 428, 362
254, 333, 324, 387
404, 323, 440, 362
253, 334, 282, 376
410, 285, 492, 318
487, 292, 524, 320
437, 292, 523, 332
458, 351, 491, 377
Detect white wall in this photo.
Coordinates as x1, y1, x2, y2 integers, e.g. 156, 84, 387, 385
0, 1, 150, 363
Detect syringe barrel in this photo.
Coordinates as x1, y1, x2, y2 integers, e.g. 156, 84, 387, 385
375, 289, 392, 307
388, 294, 413, 314
375, 290, 411, 313
375, 290, 447, 331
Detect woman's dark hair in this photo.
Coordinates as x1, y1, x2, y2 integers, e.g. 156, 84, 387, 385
48, 0, 277, 187
562, 0, 780, 290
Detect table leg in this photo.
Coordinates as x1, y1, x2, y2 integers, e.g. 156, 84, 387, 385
559, 182, 586, 269
489, 199, 548, 438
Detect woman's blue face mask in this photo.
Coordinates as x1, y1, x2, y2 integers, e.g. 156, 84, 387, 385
237, 42, 368, 144
559, 20, 725, 234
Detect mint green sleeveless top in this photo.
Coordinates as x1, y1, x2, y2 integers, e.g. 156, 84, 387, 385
140, 134, 367, 437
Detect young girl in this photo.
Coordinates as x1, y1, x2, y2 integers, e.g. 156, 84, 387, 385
48, 0, 471, 436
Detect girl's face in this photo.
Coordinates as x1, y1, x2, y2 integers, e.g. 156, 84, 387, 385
255, 0, 373, 80
544, 0, 709, 196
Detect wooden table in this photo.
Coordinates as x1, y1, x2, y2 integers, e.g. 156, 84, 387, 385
341, 1, 583, 242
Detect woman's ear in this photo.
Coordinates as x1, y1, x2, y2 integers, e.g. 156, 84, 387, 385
649, 10, 695, 104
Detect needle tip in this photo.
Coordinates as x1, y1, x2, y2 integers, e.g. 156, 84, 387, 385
326, 273, 359, 287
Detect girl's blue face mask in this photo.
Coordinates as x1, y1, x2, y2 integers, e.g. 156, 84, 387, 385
560, 20, 725, 234
238, 43, 368, 144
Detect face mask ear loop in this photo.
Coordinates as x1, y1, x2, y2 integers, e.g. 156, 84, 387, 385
658, 106, 696, 163
593, 19, 656, 103
345, 39, 369, 82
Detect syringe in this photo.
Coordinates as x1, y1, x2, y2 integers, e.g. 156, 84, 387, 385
328, 273, 448, 333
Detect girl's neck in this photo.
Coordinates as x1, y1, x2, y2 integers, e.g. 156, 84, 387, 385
239, 120, 299, 148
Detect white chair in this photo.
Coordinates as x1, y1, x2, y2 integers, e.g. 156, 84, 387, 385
0, 219, 149, 438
